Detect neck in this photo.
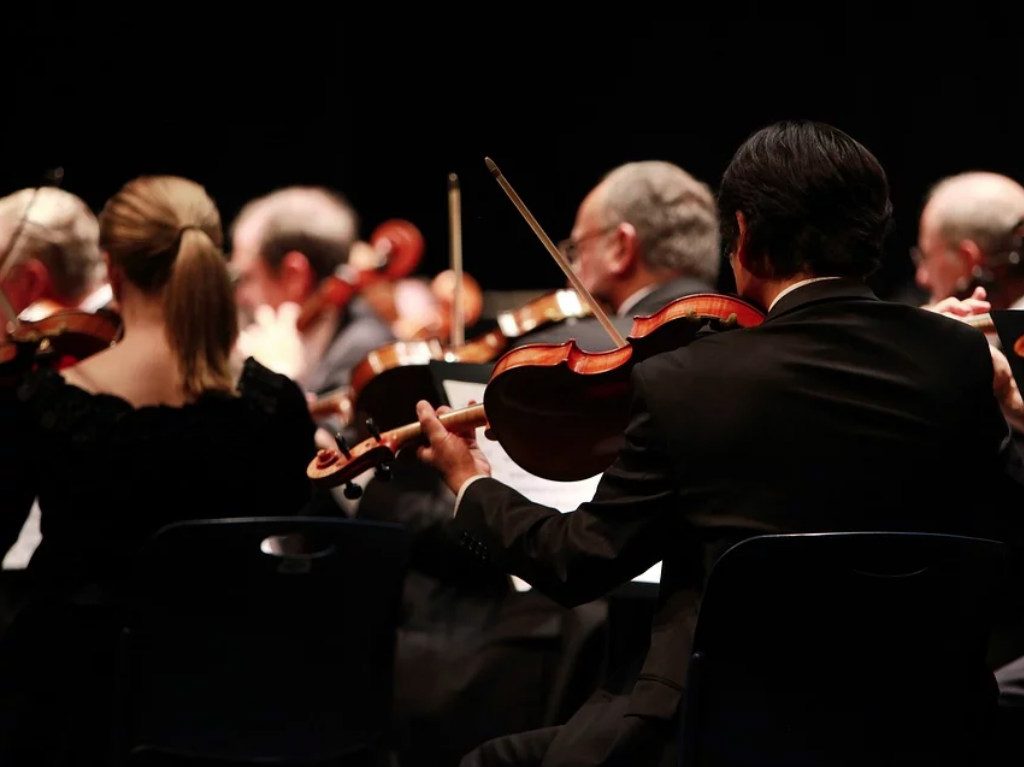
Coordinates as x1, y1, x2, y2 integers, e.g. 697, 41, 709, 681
751, 272, 820, 310
611, 271, 670, 314
116, 289, 169, 344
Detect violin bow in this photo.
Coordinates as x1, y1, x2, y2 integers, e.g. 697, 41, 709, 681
448, 173, 465, 347
484, 157, 626, 348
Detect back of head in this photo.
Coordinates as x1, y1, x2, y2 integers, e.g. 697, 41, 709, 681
600, 161, 720, 284
99, 176, 237, 398
719, 121, 892, 279
0, 187, 101, 303
231, 187, 358, 281
924, 172, 1024, 257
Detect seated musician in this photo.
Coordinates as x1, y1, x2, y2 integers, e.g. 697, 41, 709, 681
0, 186, 106, 321
0, 176, 315, 765
415, 121, 1024, 767
229, 186, 393, 399
514, 160, 721, 351
350, 158, 728, 764
0, 187, 108, 571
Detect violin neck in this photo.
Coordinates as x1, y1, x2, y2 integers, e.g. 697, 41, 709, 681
959, 312, 994, 332
386, 403, 488, 450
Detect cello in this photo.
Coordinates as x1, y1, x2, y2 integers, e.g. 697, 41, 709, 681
308, 159, 764, 496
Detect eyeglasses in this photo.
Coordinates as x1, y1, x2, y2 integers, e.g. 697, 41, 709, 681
557, 223, 619, 264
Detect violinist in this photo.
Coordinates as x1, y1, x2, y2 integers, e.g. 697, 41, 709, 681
0, 176, 316, 765
0, 186, 106, 321
347, 161, 725, 764
417, 122, 1024, 767
0, 187, 108, 574
510, 161, 720, 351
229, 186, 393, 397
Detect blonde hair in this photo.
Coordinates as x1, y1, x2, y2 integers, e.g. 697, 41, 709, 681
99, 176, 237, 397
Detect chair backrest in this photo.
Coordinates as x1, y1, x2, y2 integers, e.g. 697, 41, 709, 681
116, 516, 410, 764
679, 532, 1007, 766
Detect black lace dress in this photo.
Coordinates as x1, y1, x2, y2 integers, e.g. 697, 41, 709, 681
0, 357, 315, 765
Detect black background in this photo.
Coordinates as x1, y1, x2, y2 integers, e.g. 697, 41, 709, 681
5, 2, 1024, 301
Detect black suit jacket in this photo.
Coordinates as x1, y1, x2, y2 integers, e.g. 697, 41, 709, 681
453, 278, 1024, 720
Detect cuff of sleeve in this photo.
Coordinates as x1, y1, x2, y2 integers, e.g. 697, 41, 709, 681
453, 474, 490, 518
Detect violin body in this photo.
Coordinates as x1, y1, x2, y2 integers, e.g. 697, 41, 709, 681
0, 308, 122, 386
485, 294, 765, 480
309, 293, 765, 488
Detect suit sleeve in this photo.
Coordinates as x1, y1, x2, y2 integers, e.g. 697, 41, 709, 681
450, 364, 678, 606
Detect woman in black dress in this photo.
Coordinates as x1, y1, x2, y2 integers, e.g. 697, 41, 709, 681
0, 175, 316, 765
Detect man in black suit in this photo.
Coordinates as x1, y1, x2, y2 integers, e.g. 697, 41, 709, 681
351, 160, 723, 765
517, 160, 720, 352
415, 121, 1024, 767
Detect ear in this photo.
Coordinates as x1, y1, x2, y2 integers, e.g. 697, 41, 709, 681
959, 239, 983, 269
732, 210, 755, 272
18, 258, 51, 306
279, 251, 315, 302
607, 221, 639, 276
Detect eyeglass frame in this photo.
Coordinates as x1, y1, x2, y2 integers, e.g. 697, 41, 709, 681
557, 222, 620, 264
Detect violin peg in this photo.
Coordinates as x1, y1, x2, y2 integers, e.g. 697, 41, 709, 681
375, 462, 393, 482
343, 482, 363, 500
365, 418, 382, 442
334, 432, 352, 459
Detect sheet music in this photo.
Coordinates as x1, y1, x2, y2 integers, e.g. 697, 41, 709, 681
442, 379, 661, 586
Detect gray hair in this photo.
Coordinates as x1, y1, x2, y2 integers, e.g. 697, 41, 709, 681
0, 187, 101, 302
926, 172, 1024, 256
230, 186, 358, 280
598, 161, 720, 283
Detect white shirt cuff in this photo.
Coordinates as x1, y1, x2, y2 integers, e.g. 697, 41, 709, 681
453, 474, 490, 517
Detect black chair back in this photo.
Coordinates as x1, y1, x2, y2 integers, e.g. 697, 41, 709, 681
117, 516, 410, 765
680, 532, 1006, 766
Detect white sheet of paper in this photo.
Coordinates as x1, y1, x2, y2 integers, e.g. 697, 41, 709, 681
442, 379, 661, 586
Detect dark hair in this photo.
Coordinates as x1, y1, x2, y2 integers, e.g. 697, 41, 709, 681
718, 121, 892, 279
231, 187, 358, 281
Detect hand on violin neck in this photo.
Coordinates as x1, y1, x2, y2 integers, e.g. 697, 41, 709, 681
923, 286, 991, 318
415, 400, 491, 494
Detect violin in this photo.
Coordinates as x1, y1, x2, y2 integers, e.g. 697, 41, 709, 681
308, 293, 764, 494
295, 219, 425, 333
346, 288, 591, 431
390, 270, 485, 343
0, 179, 122, 386
308, 158, 763, 496
0, 307, 122, 386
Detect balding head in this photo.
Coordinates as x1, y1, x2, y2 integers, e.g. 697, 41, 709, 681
0, 187, 101, 307
924, 172, 1024, 253
230, 186, 358, 311
916, 172, 1024, 303
597, 161, 720, 283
